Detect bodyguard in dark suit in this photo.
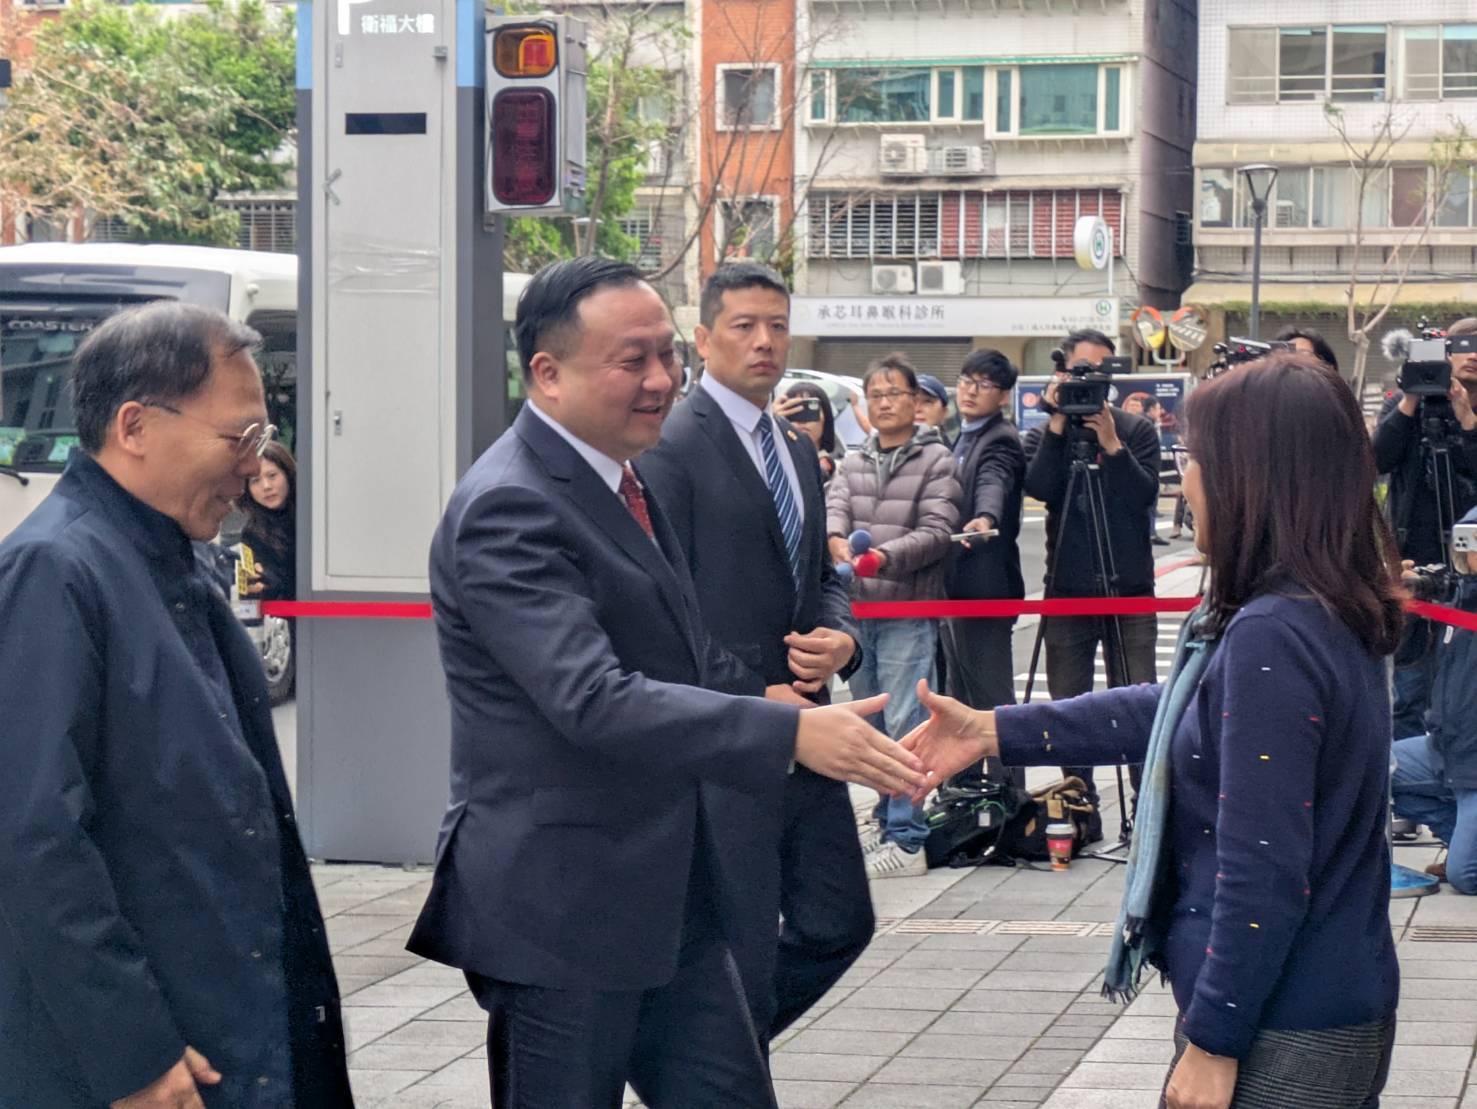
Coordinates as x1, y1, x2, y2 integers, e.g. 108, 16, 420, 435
406, 258, 924, 1109
641, 263, 870, 1040
942, 349, 1025, 786
0, 303, 350, 1108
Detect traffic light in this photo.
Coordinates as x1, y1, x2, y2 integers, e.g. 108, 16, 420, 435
485, 15, 587, 217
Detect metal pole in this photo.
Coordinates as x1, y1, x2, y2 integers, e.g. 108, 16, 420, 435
1249, 202, 1264, 340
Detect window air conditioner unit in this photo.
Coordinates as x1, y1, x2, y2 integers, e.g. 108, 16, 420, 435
1273, 198, 1298, 229
879, 134, 927, 176
937, 145, 990, 175
916, 260, 964, 296
871, 264, 916, 294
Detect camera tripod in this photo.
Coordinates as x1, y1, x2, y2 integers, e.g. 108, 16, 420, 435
1021, 420, 1139, 865
1416, 398, 1462, 569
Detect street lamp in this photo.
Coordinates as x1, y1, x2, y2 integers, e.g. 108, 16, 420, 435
1238, 163, 1278, 339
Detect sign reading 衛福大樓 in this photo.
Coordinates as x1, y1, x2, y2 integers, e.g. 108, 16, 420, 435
790, 296, 1119, 339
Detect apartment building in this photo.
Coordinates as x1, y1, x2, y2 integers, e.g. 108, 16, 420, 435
1188, 1, 1477, 376
789, 0, 1197, 379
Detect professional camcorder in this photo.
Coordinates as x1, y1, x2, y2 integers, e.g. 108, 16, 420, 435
1206, 337, 1291, 376
1406, 525, 1477, 601
1383, 324, 1477, 398
1054, 354, 1132, 417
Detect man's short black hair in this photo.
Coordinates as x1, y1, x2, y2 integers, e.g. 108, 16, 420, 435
1274, 326, 1340, 374
698, 262, 790, 328
863, 352, 918, 392
72, 301, 261, 454
1061, 328, 1116, 360
959, 348, 1018, 391
515, 256, 648, 382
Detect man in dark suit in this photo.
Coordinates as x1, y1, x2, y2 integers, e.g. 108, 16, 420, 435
406, 257, 924, 1109
0, 303, 350, 1108
640, 262, 869, 1041
943, 348, 1025, 787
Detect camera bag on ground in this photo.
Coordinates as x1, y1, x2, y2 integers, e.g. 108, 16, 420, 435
922, 779, 1022, 868
993, 776, 1097, 864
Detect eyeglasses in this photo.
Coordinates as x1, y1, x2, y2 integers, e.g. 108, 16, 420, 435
145, 402, 278, 458
956, 378, 1003, 394
865, 389, 916, 403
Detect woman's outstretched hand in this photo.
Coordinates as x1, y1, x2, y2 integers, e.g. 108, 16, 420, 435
898, 680, 999, 803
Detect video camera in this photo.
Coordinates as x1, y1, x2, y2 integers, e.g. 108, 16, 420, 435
1383, 322, 1477, 398
1054, 354, 1132, 417
1406, 525, 1477, 600
1207, 337, 1291, 377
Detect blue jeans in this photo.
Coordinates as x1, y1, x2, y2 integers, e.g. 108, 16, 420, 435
850, 617, 935, 853
1392, 733, 1477, 895
1392, 620, 1439, 739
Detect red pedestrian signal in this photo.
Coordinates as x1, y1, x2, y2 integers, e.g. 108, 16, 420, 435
485, 16, 587, 216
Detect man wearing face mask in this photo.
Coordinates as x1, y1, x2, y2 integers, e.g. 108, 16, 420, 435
1020, 329, 1161, 839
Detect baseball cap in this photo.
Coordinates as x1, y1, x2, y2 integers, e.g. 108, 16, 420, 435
916, 374, 948, 405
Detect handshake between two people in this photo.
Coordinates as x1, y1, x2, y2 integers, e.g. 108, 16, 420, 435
782, 679, 997, 802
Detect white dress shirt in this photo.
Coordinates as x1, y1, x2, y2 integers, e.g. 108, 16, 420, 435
699, 374, 805, 523
526, 400, 626, 494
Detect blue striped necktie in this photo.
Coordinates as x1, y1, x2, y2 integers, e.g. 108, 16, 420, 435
757, 415, 803, 585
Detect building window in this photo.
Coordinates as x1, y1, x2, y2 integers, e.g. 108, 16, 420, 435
962, 67, 985, 122
618, 207, 663, 269
990, 63, 1127, 137
720, 197, 778, 262
1228, 24, 1386, 104
718, 66, 778, 130
1199, 168, 1235, 228
222, 197, 296, 253
1197, 165, 1471, 230
835, 68, 931, 124
806, 189, 1122, 261
1397, 25, 1477, 100
809, 71, 829, 122
87, 215, 136, 243
935, 69, 958, 121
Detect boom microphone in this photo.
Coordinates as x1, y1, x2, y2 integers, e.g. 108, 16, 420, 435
1382, 328, 1414, 364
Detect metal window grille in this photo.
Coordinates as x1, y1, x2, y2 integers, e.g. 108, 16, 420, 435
223, 198, 296, 254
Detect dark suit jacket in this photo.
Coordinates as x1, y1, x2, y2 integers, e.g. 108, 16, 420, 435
945, 412, 1026, 602
0, 455, 348, 1108
407, 406, 799, 992
639, 384, 861, 696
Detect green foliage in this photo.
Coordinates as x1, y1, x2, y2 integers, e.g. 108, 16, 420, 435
0, 0, 295, 244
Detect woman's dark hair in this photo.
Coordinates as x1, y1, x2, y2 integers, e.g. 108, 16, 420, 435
515, 256, 647, 382
240, 440, 297, 561
72, 301, 261, 454
862, 352, 918, 392
783, 382, 836, 453
1185, 352, 1403, 654
1274, 326, 1340, 374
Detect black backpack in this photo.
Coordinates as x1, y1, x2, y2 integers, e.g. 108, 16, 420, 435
923, 777, 1097, 869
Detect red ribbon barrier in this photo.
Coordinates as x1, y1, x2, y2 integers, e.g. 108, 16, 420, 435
259, 596, 1477, 631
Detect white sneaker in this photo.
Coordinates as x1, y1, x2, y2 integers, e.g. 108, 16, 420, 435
866, 842, 928, 879
857, 820, 883, 855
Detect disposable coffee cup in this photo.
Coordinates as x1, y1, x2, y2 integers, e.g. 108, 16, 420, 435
1045, 823, 1075, 871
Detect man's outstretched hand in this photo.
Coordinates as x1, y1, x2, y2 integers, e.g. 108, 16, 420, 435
899, 680, 999, 803
794, 694, 926, 798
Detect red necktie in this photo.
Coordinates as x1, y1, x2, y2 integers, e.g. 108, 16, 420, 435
619, 465, 655, 540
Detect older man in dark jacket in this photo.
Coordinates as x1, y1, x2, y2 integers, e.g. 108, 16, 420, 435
0, 302, 350, 1108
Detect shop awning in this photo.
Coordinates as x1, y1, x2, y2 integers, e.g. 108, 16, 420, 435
1181, 281, 1477, 312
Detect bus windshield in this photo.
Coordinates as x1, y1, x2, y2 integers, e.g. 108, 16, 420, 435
0, 299, 141, 471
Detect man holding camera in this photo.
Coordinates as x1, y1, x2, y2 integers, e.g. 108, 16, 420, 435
1021, 329, 1161, 839
1374, 317, 1477, 737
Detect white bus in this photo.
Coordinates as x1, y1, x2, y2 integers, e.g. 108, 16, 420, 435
0, 242, 529, 540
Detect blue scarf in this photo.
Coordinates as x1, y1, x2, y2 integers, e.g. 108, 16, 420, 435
1103, 607, 1219, 1002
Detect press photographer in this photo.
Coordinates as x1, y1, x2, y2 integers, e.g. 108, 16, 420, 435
1392, 507, 1477, 894
1374, 317, 1477, 735
1021, 328, 1162, 838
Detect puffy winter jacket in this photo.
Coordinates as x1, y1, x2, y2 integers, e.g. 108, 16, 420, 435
825, 426, 961, 602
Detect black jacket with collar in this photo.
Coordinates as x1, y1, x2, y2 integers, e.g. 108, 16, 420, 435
640, 383, 861, 696
945, 412, 1026, 602
0, 454, 348, 1108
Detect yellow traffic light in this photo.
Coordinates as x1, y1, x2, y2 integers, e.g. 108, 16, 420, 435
493, 27, 557, 78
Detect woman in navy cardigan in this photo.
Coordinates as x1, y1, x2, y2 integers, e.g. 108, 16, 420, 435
904, 354, 1405, 1109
